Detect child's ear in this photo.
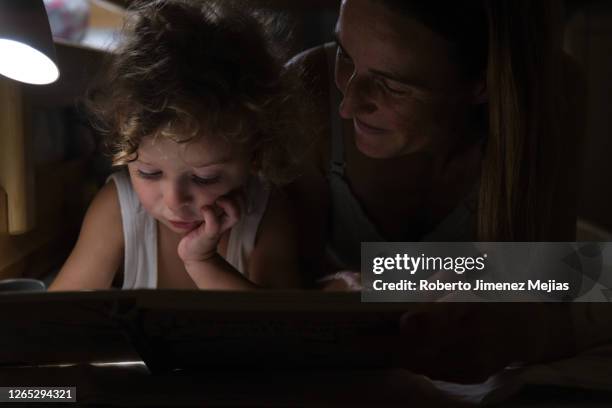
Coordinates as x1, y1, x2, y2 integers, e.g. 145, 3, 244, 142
471, 75, 488, 104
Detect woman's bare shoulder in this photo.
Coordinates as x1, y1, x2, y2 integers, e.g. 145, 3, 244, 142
287, 44, 332, 106
287, 44, 336, 171
286, 44, 328, 76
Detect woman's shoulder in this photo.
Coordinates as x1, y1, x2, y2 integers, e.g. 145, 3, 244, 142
286, 44, 329, 83
286, 44, 336, 173
286, 43, 332, 117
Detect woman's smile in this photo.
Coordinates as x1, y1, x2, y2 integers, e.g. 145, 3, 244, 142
354, 117, 388, 134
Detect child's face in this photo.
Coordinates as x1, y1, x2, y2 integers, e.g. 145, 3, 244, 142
127, 135, 252, 235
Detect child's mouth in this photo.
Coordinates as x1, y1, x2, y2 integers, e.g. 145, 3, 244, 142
168, 220, 202, 230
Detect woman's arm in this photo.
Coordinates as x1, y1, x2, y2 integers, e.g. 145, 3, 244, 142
49, 182, 124, 291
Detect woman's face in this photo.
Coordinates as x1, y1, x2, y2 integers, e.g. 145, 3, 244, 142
335, 0, 485, 159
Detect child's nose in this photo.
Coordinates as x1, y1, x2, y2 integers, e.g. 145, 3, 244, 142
163, 183, 192, 212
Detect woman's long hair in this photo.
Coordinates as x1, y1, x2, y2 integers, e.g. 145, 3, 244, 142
379, 0, 571, 241
480, 0, 567, 241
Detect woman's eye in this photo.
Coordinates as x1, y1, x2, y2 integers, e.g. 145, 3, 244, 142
337, 47, 352, 62
192, 175, 220, 186
137, 169, 162, 179
377, 78, 409, 96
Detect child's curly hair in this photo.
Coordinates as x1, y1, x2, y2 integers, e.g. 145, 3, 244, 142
88, 0, 312, 185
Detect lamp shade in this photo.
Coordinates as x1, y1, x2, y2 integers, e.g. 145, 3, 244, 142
0, 0, 59, 85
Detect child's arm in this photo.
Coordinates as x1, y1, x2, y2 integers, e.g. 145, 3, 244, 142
182, 254, 258, 290
179, 189, 300, 289
245, 189, 301, 288
49, 182, 124, 291
178, 193, 258, 290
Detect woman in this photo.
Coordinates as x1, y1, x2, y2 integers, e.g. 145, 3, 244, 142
287, 0, 580, 280
287, 0, 590, 384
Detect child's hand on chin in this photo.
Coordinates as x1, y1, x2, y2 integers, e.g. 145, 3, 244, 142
177, 193, 243, 264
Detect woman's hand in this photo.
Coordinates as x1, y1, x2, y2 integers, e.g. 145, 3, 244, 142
177, 191, 244, 264
319, 271, 362, 291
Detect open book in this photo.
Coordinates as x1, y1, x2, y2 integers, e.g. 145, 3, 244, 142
1, 290, 611, 405
0, 290, 407, 374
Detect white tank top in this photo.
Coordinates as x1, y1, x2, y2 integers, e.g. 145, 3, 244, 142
108, 169, 270, 289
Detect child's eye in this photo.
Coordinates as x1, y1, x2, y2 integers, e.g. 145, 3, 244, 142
192, 175, 220, 186
137, 169, 162, 179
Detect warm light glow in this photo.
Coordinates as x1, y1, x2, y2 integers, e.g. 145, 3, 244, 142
0, 38, 59, 85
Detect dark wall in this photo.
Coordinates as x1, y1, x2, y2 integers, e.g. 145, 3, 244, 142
565, 1, 612, 231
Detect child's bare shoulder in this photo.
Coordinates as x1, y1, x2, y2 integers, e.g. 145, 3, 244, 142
87, 181, 123, 234
49, 181, 124, 290
73, 180, 124, 263
247, 187, 300, 287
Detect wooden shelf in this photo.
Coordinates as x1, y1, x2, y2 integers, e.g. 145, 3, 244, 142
0, 158, 95, 280
0, 39, 105, 278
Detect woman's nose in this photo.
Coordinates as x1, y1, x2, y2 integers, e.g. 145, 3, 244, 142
338, 72, 377, 119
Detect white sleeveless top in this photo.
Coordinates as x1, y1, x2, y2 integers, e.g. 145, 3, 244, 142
108, 170, 270, 289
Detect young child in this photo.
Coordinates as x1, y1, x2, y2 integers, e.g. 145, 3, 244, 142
50, 0, 307, 290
